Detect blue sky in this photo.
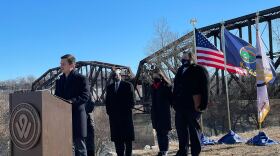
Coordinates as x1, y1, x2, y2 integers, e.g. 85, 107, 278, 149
0, 0, 279, 80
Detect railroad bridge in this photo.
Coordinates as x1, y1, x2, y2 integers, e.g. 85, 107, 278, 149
32, 6, 280, 113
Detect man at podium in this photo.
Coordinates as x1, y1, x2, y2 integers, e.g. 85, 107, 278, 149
55, 54, 91, 156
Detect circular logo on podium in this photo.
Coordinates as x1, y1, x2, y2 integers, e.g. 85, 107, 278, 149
10, 103, 41, 151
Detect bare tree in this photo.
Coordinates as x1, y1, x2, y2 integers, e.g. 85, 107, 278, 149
0, 75, 36, 91
146, 18, 179, 55
144, 17, 180, 83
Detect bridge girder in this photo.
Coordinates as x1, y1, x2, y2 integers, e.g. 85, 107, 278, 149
32, 61, 133, 105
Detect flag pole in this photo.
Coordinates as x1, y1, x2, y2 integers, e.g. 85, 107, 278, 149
221, 22, 232, 131
190, 18, 198, 63
190, 18, 204, 132
255, 12, 262, 130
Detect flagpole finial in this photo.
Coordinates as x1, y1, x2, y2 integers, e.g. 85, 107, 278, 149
220, 20, 225, 28
190, 18, 197, 28
256, 11, 260, 17
190, 18, 197, 63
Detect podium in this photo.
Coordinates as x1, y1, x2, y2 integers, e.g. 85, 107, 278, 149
9, 90, 72, 156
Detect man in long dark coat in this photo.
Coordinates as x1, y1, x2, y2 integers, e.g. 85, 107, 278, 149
173, 52, 209, 156
55, 54, 90, 156
105, 69, 135, 156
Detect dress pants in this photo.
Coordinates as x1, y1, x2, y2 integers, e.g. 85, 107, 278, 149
175, 111, 201, 156
114, 140, 132, 156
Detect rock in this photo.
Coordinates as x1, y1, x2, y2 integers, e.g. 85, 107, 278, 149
144, 145, 151, 150
151, 145, 157, 149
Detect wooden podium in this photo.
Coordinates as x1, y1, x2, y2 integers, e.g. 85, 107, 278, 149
9, 90, 72, 156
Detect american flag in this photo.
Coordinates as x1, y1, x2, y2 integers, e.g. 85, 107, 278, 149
195, 29, 247, 75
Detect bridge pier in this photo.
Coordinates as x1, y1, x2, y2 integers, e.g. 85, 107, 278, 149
133, 113, 155, 149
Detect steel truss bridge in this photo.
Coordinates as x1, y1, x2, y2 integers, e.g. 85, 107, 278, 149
32, 6, 280, 111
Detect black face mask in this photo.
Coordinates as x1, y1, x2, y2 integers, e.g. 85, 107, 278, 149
181, 59, 191, 66
113, 78, 117, 82
153, 78, 161, 83
113, 75, 121, 82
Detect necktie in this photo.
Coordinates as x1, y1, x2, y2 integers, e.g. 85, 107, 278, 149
115, 82, 119, 92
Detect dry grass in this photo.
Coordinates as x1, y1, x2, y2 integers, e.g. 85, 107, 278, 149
93, 106, 111, 154
134, 127, 280, 156
0, 93, 10, 156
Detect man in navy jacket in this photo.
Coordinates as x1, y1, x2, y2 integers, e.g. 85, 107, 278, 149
55, 54, 90, 156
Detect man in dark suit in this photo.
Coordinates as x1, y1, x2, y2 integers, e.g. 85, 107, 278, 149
173, 52, 209, 156
105, 69, 135, 156
55, 54, 90, 156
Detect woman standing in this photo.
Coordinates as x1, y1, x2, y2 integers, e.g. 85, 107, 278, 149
151, 69, 172, 156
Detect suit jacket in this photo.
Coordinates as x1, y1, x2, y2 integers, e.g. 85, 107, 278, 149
105, 80, 135, 141
55, 70, 90, 138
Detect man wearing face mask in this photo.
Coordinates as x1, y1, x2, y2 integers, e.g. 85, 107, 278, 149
150, 69, 172, 156
173, 52, 209, 156
105, 69, 136, 156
